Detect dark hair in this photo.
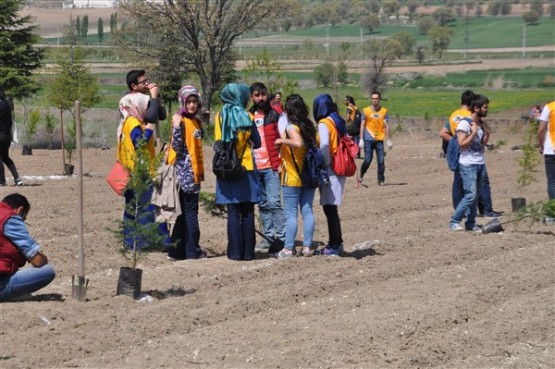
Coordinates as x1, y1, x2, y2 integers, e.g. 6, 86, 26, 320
126, 70, 145, 91
285, 94, 316, 143
370, 91, 381, 99
470, 94, 489, 111
461, 90, 475, 106
249, 82, 267, 95
346, 95, 355, 105
2, 193, 30, 213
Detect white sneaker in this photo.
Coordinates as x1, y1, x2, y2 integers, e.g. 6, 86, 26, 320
449, 223, 464, 231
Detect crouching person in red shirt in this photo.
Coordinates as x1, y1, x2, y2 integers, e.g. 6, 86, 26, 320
0, 193, 55, 301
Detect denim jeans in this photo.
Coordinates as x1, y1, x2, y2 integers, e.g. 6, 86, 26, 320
0, 265, 56, 301
361, 132, 385, 182
453, 167, 494, 214
169, 192, 202, 260
477, 169, 493, 214
545, 155, 555, 200
257, 169, 285, 242
282, 186, 316, 250
227, 203, 256, 260
450, 164, 486, 229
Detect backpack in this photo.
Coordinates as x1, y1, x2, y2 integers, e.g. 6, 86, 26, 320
347, 110, 362, 136
446, 135, 460, 171
288, 135, 329, 189
331, 120, 359, 177
212, 139, 246, 180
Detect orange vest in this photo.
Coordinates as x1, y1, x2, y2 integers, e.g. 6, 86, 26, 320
362, 106, 388, 141
166, 116, 205, 184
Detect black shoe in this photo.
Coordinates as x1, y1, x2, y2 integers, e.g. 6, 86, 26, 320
484, 211, 503, 217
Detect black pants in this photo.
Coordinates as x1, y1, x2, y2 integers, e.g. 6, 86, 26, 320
169, 192, 202, 259
323, 204, 343, 247
0, 139, 19, 184
227, 202, 256, 260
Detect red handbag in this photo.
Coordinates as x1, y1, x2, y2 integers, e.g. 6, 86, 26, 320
106, 161, 129, 196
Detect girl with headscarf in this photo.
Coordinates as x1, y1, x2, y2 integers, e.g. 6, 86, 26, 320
117, 92, 161, 250
165, 85, 206, 260
214, 83, 261, 260
274, 94, 318, 259
313, 94, 347, 256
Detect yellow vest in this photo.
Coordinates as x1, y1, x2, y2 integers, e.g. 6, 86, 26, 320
214, 112, 255, 171
166, 116, 205, 184
362, 106, 388, 141
449, 108, 472, 135
279, 125, 306, 187
546, 101, 555, 146
117, 116, 155, 171
318, 117, 339, 156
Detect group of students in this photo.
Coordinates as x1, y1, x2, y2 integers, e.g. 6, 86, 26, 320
116, 70, 382, 261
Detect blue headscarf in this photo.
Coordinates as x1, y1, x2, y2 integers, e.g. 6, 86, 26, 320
219, 83, 251, 142
313, 94, 347, 137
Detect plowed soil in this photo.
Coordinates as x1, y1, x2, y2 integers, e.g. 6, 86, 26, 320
1, 121, 553, 368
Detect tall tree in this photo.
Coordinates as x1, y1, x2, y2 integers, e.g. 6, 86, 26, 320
361, 38, 402, 94
428, 25, 455, 59
97, 17, 104, 44
80, 15, 89, 43
0, 0, 44, 100
113, 0, 291, 113
360, 14, 380, 33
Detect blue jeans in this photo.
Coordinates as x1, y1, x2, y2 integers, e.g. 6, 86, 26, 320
453, 167, 494, 214
169, 192, 202, 259
450, 164, 486, 229
545, 155, 555, 200
361, 132, 385, 182
0, 265, 56, 301
282, 186, 316, 250
257, 169, 285, 241
227, 203, 256, 260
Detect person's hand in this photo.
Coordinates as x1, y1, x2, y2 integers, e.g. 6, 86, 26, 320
172, 114, 182, 129
387, 139, 393, 150
145, 123, 156, 132
358, 139, 364, 149
148, 83, 160, 98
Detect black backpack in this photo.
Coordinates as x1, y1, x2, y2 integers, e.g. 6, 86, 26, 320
212, 140, 247, 180
347, 110, 362, 136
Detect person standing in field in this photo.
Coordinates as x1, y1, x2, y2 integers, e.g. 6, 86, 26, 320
358, 91, 393, 186
538, 101, 555, 222
248, 83, 285, 250
166, 85, 206, 260
0, 86, 23, 186
313, 94, 347, 257
214, 83, 261, 261
273, 94, 317, 259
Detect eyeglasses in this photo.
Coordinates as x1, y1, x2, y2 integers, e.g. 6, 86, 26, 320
137, 78, 149, 85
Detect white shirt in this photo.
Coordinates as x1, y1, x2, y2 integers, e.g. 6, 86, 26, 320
457, 118, 485, 166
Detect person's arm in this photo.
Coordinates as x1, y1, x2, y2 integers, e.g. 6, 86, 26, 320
538, 120, 547, 155
130, 124, 155, 149
359, 113, 366, 148
318, 122, 331, 166
481, 121, 490, 145
457, 120, 477, 150
276, 124, 303, 148
249, 122, 261, 150
171, 114, 185, 153
439, 125, 453, 142
4, 216, 45, 267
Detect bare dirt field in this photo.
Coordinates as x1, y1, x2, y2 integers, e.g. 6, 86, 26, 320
0, 119, 553, 368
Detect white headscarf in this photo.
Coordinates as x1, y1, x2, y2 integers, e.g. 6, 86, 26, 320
117, 92, 150, 141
